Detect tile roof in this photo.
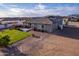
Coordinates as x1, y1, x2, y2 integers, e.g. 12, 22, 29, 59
26, 18, 53, 24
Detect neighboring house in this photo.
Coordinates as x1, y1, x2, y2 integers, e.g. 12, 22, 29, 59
1, 17, 26, 27
68, 14, 79, 21
68, 17, 79, 22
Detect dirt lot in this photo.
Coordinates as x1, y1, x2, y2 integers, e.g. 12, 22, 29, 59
0, 22, 79, 56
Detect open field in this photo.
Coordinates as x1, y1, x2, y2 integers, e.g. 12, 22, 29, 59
0, 29, 31, 44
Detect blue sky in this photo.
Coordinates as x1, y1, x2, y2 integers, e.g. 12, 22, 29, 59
0, 3, 79, 17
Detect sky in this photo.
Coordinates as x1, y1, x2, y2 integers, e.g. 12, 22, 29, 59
0, 3, 79, 17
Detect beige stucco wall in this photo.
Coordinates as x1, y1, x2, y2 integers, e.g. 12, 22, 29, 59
30, 23, 53, 33
43, 24, 53, 33
26, 23, 60, 33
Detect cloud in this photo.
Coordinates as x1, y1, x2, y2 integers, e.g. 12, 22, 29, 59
0, 10, 12, 17
0, 3, 79, 17
34, 4, 46, 10
52, 7, 79, 15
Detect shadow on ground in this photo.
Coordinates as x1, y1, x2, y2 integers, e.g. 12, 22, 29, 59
0, 46, 27, 56
53, 26, 79, 40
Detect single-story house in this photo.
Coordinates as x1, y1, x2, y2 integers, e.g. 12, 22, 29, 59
24, 16, 69, 33
1, 17, 26, 27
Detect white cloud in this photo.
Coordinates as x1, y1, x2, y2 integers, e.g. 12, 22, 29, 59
10, 8, 25, 13
34, 4, 46, 10
0, 4, 79, 17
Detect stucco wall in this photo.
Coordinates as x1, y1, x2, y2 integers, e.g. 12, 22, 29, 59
30, 23, 53, 33
43, 24, 53, 33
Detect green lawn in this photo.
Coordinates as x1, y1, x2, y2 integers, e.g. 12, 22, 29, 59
0, 29, 31, 45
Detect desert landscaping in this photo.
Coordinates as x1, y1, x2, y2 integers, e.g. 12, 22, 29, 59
0, 21, 79, 56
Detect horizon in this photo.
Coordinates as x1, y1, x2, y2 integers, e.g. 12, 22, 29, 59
0, 3, 79, 17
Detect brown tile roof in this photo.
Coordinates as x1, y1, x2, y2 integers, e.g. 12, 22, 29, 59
26, 18, 53, 24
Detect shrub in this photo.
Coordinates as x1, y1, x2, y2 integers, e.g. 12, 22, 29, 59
0, 35, 10, 46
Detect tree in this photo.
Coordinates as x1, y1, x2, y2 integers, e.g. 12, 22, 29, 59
0, 35, 10, 46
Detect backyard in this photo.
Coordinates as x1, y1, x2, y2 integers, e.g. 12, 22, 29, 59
0, 22, 79, 56
0, 29, 31, 45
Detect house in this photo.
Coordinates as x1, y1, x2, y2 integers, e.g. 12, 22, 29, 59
24, 17, 53, 32
0, 16, 68, 33
68, 14, 79, 21
68, 17, 79, 22
24, 16, 68, 33
1, 17, 26, 27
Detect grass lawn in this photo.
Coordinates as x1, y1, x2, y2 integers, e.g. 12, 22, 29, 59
0, 29, 31, 45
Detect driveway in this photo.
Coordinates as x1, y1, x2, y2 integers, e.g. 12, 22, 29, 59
54, 21, 79, 40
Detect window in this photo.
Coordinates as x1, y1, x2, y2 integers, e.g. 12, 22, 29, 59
42, 25, 44, 28
29, 23, 31, 27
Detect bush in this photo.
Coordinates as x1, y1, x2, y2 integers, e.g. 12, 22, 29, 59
0, 35, 10, 46
14, 27, 21, 30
